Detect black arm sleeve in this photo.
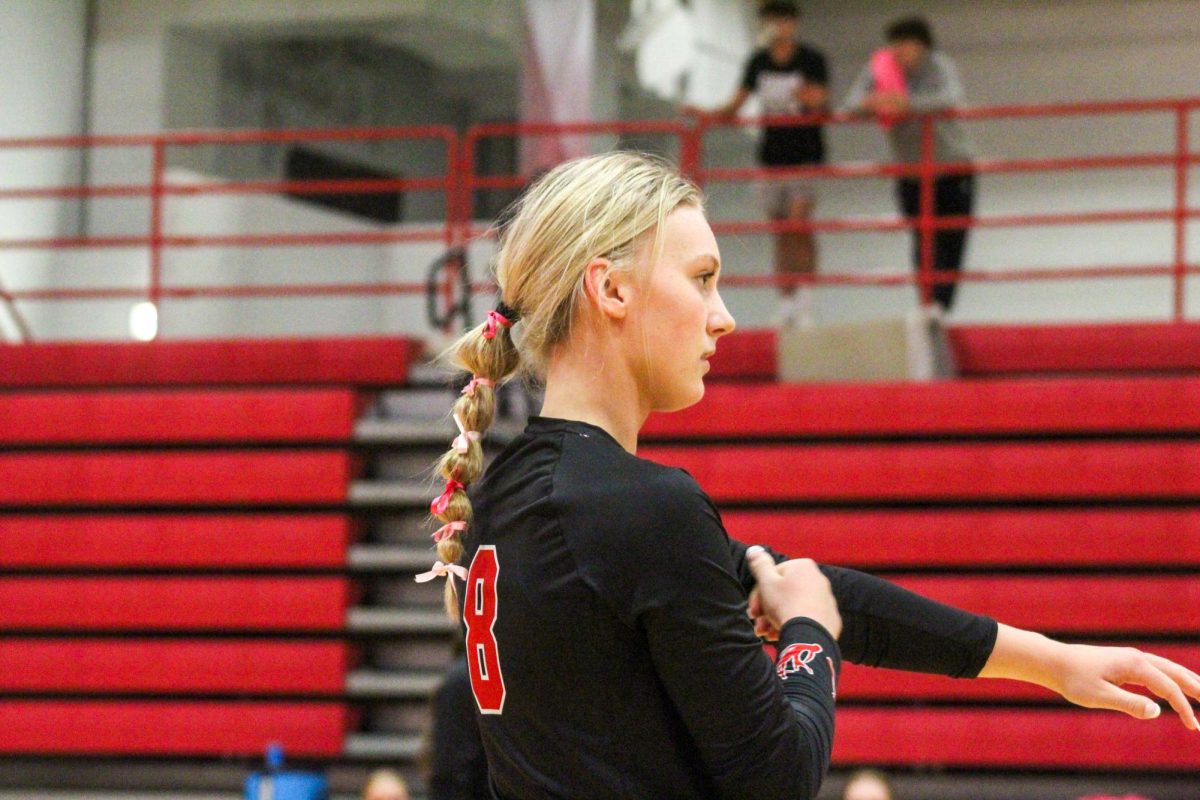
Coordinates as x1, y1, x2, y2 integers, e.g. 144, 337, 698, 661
818, 564, 997, 678
611, 474, 841, 799
727, 538, 998, 678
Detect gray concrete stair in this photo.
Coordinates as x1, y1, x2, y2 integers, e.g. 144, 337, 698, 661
346, 607, 455, 635
348, 480, 432, 508
347, 544, 433, 572
343, 732, 425, 761
345, 669, 443, 698
355, 416, 524, 447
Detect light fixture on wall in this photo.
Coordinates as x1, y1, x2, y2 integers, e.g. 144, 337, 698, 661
129, 301, 159, 342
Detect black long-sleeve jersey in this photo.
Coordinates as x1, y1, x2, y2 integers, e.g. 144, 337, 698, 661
455, 417, 998, 800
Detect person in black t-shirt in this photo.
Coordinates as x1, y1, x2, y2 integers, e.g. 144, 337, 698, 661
685, 1, 829, 326
417, 151, 1200, 800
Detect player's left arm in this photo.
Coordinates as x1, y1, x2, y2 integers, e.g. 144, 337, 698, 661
727, 540, 996, 678
729, 538, 1200, 729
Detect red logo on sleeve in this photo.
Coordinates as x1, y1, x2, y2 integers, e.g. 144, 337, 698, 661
776, 643, 823, 679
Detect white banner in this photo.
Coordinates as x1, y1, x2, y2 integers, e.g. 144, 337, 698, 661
520, 0, 595, 174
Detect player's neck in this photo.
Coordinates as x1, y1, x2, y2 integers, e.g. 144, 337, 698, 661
540, 341, 646, 455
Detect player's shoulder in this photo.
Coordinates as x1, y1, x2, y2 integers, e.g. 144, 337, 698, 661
558, 433, 707, 518
561, 455, 732, 620
524, 417, 725, 554
563, 449, 723, 563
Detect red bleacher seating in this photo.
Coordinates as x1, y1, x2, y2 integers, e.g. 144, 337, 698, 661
0, 576, 350, 630
646, 377, 1200, 437
0, 701, 349, 756
836, 708, 1200, 769
721, 508, 1200, 568
641, 440, 1200, 502
0, 337, 415, 387
706, 329, 777, 380
0, 450, 353, 506
0, 337, 411, 759
704, 322, 1200, 381
8, 329, 1198, 771
0, 639, 349, 693
0, 514, 352, 568
0, 388, 360, 445
950, 322, 1200, 376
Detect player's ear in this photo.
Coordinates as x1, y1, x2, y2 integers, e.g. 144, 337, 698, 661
582, 257, 629, 321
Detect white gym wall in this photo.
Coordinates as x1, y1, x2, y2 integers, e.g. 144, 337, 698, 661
4, 0, 1197, 339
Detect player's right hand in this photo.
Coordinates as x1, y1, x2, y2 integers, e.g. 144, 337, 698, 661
746, 548, 842, 640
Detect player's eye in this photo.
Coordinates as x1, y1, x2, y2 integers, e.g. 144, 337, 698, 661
697, 272, 716, 287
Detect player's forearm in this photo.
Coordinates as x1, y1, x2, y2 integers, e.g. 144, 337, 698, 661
977, 623, 1070, 691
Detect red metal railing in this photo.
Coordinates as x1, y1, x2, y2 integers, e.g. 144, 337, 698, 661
0, 98, 1195, 341
688, 97, 1198, 316
0, 125, 458, 339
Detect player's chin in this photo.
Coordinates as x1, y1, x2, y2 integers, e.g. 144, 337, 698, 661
655, 377, 706, 414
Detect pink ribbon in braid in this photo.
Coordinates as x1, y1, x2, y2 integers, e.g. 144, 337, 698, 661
414, 561, 468, 583
452, 412, 482, 455
461, 376, 495, 398
430, 478, 464, 516
432, 520, 467, 543
482, 309, 513, 340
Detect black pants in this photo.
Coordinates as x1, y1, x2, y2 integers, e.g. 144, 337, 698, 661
897, 172, 975, 311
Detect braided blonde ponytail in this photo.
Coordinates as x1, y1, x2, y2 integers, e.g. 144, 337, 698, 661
424, 307, 521, 617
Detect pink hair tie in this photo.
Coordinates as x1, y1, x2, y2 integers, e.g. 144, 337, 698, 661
432, 520, 467, 543
482, 309, 513, 340
431, 478, 464, 516
452, 413, 482, 454
461, 376, 495, 398
414, 560, 468, 584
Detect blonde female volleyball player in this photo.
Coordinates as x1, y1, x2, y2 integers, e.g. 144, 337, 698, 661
417, 152, 1199, 799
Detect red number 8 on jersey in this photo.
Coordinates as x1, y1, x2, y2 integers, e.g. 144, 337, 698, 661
464, 545, 506, 714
